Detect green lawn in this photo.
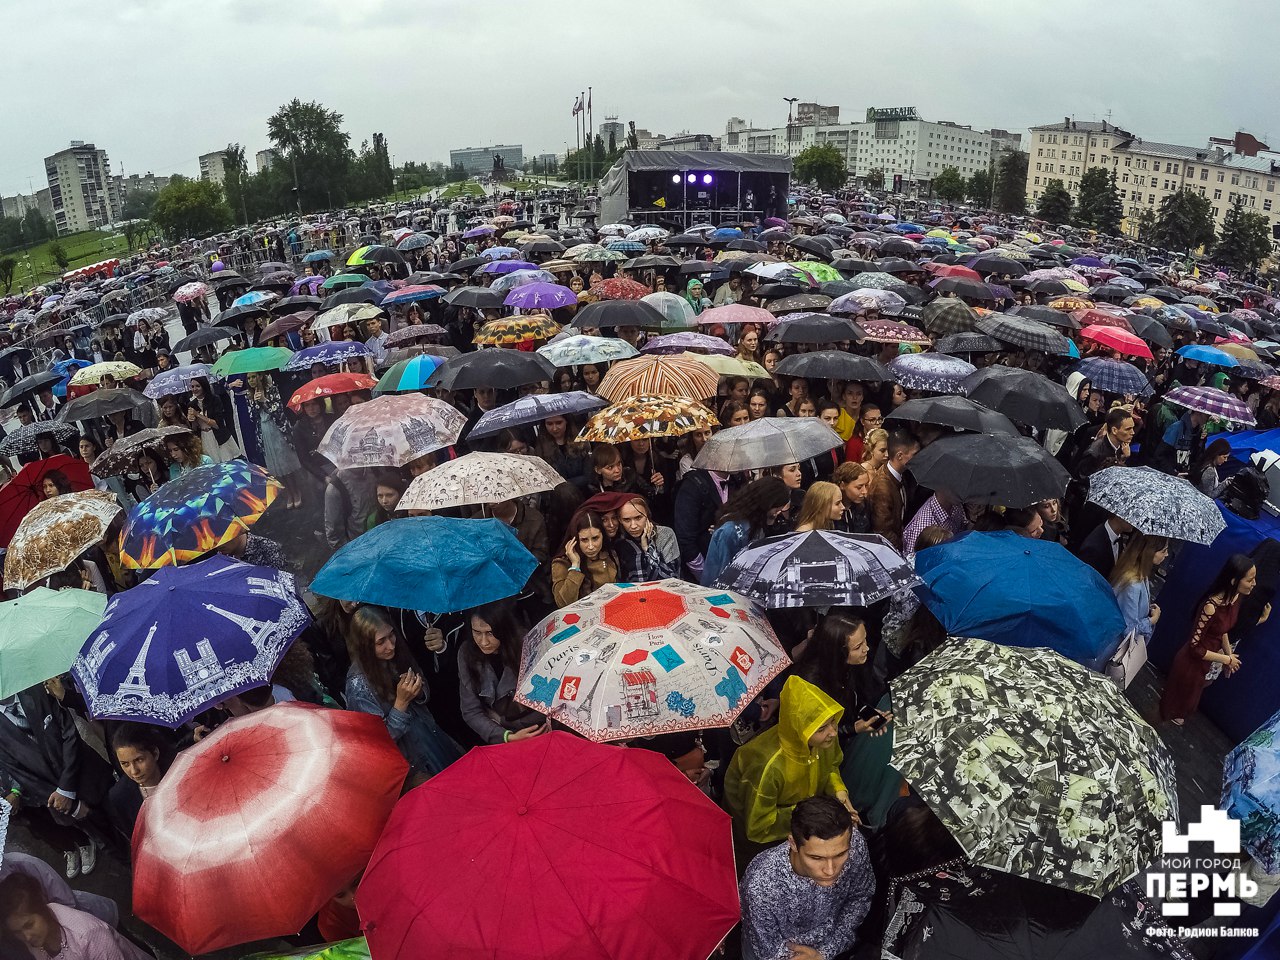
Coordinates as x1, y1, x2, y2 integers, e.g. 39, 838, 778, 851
4, 230, 133, 289
439, 182, 485, 201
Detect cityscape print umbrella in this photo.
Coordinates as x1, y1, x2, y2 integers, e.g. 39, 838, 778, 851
1086, 466, 1226, 546
536, 334, 640, 367
1163, 385, 1257, 426
888, 353, 976, 394
73, 555, 311, 727
515, 579, 789, 741
120, 460, 282, 569
0, 588, 107, 699
693, 418, 844, 472
714, 531, 920, 608
400, 452, 562, 511
282, 341, 372, 372
318, 394, 465, 469
1223, 707, 1280, 874
578, 395, 718, 443
133, 703, 407, 954
596, 354, 721, 402
468, 391, 607, 439
3, 489, 122, 590
359, 732, 739, 960
890, 638, 1178, 898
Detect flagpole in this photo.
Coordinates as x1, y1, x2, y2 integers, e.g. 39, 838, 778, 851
573, 95, 581, 185
580, 90, 587, 185
588, 86, 594, 185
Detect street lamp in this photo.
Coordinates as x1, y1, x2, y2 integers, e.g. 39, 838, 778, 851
783, 97, 799, 155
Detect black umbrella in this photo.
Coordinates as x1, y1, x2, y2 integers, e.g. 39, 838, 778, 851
1, 371, 63, 409
210, 272, 249, 288
1146, 286, 1185, 303
1020, 277, 1073, 296
663, 234, 706, 248
908, 432, 1073, 506
679, 260, 716, 276
272, 296, 322, 315
880, 238, 919, 257
968, 254, 1028, 277
172, 327, 240, 353
1126, 314, 1174, 350
933, 277, 998, 302
213, 303, 272, 327
1010, 304, 1080, 330
523, 239, 565, 256
448, 257, 487, 274
570, 299, 667, 330
57, 387, 152, 423
788, 236, 831, 260
753, 282, 810, 299
1090, 284, 1134, 304
624, 254, 682, 271
350, 245, 407, 266
725, 239, 765, 253
976, 314, 1072, 355
321, 288, 384, 310
831, 258, 878, 276
963, 366, 1086, 430
443, 287, 505, 310
934, 332, 1005, 355
886, 395, 1018, 436
766, 314, 863, 343
766, 294, 833, 316
876, 257, 922, 275
774, 350, 889, 381
426, 349, 556, 391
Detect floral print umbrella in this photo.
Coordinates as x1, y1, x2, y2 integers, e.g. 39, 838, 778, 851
3, 490, 122, 590
473, 314, 562, 346
578, 395, 717, 443
588, 278, 650, 301
888, 353, 976, 394
859, 319, 931, 345
318, 394, 466, 469
400, 452, 563, 511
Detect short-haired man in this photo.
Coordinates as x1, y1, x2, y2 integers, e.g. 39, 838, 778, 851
869, 429, 921, 550
739, 796, 875, 960
1074, 407, 1134, 479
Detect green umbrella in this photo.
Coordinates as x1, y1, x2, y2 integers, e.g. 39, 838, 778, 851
210, 347, 293, 377
0, 588, 106, 698
321, 273, 370, 291
890, 637, 1177, 898
788, 261, 843, 283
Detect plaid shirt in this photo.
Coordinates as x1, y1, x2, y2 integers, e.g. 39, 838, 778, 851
902, 494, 967, 556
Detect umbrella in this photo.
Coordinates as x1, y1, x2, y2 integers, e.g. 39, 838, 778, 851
3, 489, 120, 590
379, 285, 445, 308
0, 455, 92, 546
321, 273, 376, 292
210, 346, 293, 377
347, 244, 406, 267
1, 370, 63, 408
1224, 707, 1280, 874
400, 452, 562, 511
0, 420, 78, 458
698, 303, 774, 326
890, 637, 1176, 897
311, 516, 537, 614
1081, 325, 1154, 360
886, 395, 1018, 436
640, 332, 734, 356
909, 433, 1073, 507
68, 360, 143, 387
571, 299, 668, 330
287, 373, 377, 412
73, 555, 310, 726
0, 587, 107, 698
88, 426, 193, 478
383, 324, 447, 348
516, 581, 789, 741
596, 355, 720, 402
318, 394, 465, 469
964, 366, 1086, 430
888, 353, 975, 394
172, 281, 210, 303
302, 249, 335, 263
640, 291, 697, 330
373, 354, 446, 394
55, 386, 152, 423
469, 391, 607, 440
764, 314, 864, 344
1074, 358, 1154, 397
120, 460, 282, 569
1086, 465, 1225, 546
503, 282, 577, 311
715, 531, 919, 609
313, 303, 386, 333
474, 315, 562, 346
133, 703, 407, 955
976, 314, 1072, 355
172, 327, 239, 353
774, 351, 891, 382
693, 418, 843, 472
143, 364, 213, 399
920, 299, 980, 336
282, 341, 371, 373
537, 335, 639, 367
1163, 385, 1256, 426
1175, 344, 1238, 368
359, 731, 738, 960
578, 395, 717, 443
427, 349, 556, 391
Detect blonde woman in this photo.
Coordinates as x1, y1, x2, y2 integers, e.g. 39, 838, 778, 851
1110, 534, 1169, 643
793, 481, 844, 533
860, 428, 889, 475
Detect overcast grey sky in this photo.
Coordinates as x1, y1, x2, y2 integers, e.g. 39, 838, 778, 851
1, 0, 1274, 197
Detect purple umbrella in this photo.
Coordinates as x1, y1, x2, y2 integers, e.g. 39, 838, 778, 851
503, 283, 578, 311
640, 332, 735, 356
282, 341, 373, 372
1164, 385, 1256, 426
462, 226, 496, 239
288, 276, 325, 297
1070, 256, 1106, 268
477, 260, 540, 275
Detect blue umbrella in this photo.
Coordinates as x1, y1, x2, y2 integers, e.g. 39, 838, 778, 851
282, 340, 372, 372
914, 529, 1125, 669
710, 227, 742, 242
1176, 344, 1239, 368
396, 233, 434, 251
1074, 357, 1153, 396
1224, 707, 1280, 872
604, 240, 646, 253
71, 554, 311, 727
302, 249, 334, 263
480, 246, 521, 260
232, 290, 274, 308
50, 358, 92, 398
311, 516, 537, 614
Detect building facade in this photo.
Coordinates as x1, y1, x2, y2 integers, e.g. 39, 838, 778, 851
44, 142, 116, 234
199, 151, 229, 185
598, 117, 625, 148
255, 149, 279, 173
796, 103, 840, 126
449, 145, 524, 175
654, 132, 719, 151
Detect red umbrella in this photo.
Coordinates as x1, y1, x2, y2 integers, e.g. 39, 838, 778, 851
1081, 324, 1154, 360
288, 372, 378, 411
930, 263, 982, 281
358, 732, 739, 960
589, 277, 650, 301
0, 454, 92, 546
133, 703, 408, 954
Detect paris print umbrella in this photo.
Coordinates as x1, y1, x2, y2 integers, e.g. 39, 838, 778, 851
693, 418, 843, 472
3, 490, 122, 590
714, 531, 920, 609
282, 341, 372, 372
536, 334, 640, 367
73, 554, 311, 727
890, 637, 1178, 898
133, 702, 407, 954
1086, 465, 1225, 546
468, 391, 607, 440
143, 364, 214, 399
1074, 357, 1154, 397
400, 452, 562, 511
1163, 385, 1257, 426
596, 354, 721, 402
515, 580, 789, 741
578, 396, 718, 443
888, 353, 975, 394
0, 455, 93, 546
358, 732, 739, 960
120, 460, 282, 569
318, 394, 466, 469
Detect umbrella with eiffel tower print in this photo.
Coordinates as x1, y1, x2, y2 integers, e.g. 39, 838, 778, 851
72, 555, 311, 727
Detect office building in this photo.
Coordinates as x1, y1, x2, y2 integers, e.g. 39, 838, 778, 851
449, 144, 524, 175
44, 142, 115, 234
655, 132, 720, 152
199, 150, 229, 185
598, 117, 625, 148
796, 102, 840, 125
256, 149, 279, 173
0, 193, 40, 220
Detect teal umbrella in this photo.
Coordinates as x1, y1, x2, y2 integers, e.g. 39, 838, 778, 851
0, 588, 106, 698
374, 354, 446, 394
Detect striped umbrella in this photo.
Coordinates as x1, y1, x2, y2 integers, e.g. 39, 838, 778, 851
1164, 386, 1256, 426
596, 355, 721, 402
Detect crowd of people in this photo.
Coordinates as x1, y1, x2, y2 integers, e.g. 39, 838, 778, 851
0, 189, 1274, 959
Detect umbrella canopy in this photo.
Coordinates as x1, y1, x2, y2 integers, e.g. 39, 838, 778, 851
0, 420, 78, 458
715, 531, 919, 609
502, 282, 577, 311
516, 580, 788, 741
763, 314, 864, 344
210, 346, 293, 377
287, 373, 377, 412
57, 387, 152, 423
1086, 465, 1225, 546
919, 299, 979, 336
427, 349, 557, 391
571, 299, 668, 330
3, 490, 121, 590
359, 731, 739, 960
373, 354, 446, 394
915, 530, 1124, 666
886, 395, 1018, 436
640, 331, 734, 356
536, 334, 639, 367
88, 426, 193, 479
908, 433, 1073, 507
134, 703, 407, 954
1081, 325, 1154, 360
68, 360, 143, 387
469, 391, 606, 440
0, 588, 107, 699
976, 314, 1071, 355
693, 418, 843, 472
888, 353, 975, 394
0, 455, 92, 546
1074, 357, 1154, 397
318, 394, 465, 469
73, 555, 310, 726
596, 354, 720, 402
281, 341, 372, 373
1, 370, 63, 408
964, 366, 1086, 431
473, 314, 562, 347
578, 395, 717, 443
698, 303, 774, 327
1164, 385, 1256, 426
400, 452, 562, 511
890, 637, 1177, 897
143, 364, 214, 399
1224, 707, 1280, 874
311, 517, 537, 614
774, 350, 891, 382
120, 460, 282, 569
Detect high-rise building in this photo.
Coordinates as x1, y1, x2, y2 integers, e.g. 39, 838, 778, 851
795, 103, 840, 125
44, 141, 115, 234
256, 149, 279, 173
598, 117, 625, 148
199, 150, 229, 185
0, 193, 40, 220
448, 145, 524, 175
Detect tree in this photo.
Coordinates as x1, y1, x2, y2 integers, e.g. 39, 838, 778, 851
967, 169, 993, 207
122, 190, 157, 221
993, 150, 1028, 215
1152, 188, 1216, 252
1074, 167, 1123, 235
793, 143, 848, 192
1214, 199, 1274, 271
607, 129, 617, 155
267, 99, 353, 212
150, 176, 233, 239
0, 258, 14, 293
1035, 179, 1073, 224
932, 166, 966, 203
48, 241, 69, 270
626, 121, 639, 151
222, 143, 250, 225
1131, 207, 1157, 244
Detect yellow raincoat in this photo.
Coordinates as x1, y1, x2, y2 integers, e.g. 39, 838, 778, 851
724, 676, 849, 843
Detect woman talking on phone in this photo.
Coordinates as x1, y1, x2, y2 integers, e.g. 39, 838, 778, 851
615, 496, 680, 581
344, 606, 462, 782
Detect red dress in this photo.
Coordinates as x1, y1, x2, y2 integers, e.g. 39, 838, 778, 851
1160, 596, 1239, 721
